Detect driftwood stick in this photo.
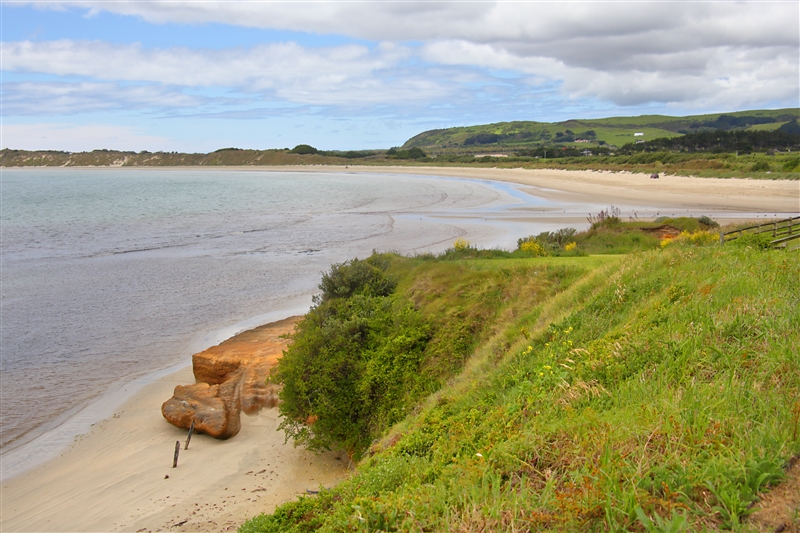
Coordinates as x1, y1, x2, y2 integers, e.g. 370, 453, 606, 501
185, 420, 195, 450
173, 441, 180, 468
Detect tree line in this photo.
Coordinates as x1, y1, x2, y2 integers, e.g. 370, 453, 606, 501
620, 126, 800, 154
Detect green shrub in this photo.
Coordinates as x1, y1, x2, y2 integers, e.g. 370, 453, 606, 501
516, 236, 549, 256
274, 253, 563, 459
289, 144, 318, 155
317, 255, 396, 301
663, 229, 719, 247
453, 238, 471, 252
782, 158, 800, 172
731, 232, 773, 250
275, 255, 428, 457
697, 215, 720, 228
588, 206, 622, 229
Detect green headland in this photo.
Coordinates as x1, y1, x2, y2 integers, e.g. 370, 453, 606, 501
241, 217, 799, 532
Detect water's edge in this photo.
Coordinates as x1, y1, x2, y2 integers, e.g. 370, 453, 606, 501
0, 304, 311, 482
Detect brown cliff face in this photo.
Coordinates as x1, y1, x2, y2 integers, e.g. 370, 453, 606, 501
161, 316, 299, 439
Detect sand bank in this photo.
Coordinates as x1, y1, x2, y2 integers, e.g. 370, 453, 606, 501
52, 165, 799, 214
254, 165, 799, 214
0, 319, 348, 533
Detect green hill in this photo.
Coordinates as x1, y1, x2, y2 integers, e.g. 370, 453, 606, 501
242, 224, 800, 533
402, 109, 800, 153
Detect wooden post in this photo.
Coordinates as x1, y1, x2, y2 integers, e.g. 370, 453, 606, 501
173, 441, 180, 468
185, 420, 195, 450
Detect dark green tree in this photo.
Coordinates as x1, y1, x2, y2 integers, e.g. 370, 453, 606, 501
274, 254, 430, 459
289, 144, 318, 155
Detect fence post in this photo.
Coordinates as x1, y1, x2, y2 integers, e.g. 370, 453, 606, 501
173, 441, 180, 468
185, 419, 195, 450
720, 230, 725, 245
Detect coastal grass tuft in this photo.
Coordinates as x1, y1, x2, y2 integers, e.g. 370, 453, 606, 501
243, 233, 799, 532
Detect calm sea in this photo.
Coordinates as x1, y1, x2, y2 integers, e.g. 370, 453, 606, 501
0, 168, 552, 467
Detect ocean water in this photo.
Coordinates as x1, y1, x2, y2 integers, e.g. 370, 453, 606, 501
0, 168, 551, 466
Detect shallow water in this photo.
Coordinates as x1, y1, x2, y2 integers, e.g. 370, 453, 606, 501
0, 168, 550, 458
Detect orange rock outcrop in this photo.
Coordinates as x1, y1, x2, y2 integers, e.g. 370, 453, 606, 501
161, 316, 299, 439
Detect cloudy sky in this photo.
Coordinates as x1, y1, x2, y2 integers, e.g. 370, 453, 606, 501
2, 1, 798, 152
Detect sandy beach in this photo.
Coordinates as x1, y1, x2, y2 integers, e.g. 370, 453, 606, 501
0, 320, 348, 533
1, 167, 797, 533
237, 165, 800, 215
59, 165, 800, 214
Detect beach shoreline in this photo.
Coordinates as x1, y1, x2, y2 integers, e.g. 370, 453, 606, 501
1, 166, 797, 532
271, 165, 800, 214
0, 316, 349, 533
16, 164, 797, 214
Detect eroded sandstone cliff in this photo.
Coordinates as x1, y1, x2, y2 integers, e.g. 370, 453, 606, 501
162, 316, 299, 439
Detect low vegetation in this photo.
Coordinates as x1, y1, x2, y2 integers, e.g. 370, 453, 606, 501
274, 252, 591, 460
242, 218, 800, 532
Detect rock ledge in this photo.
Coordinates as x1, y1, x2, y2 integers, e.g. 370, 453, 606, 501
161, 316, 298, 439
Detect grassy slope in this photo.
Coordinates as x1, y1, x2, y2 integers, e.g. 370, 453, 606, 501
402, 109, 800, 151
242, 244, 799, 532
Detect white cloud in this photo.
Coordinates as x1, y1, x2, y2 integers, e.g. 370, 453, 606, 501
4, 1, 799, 114
2, 81, 206, 115
31, 1, 797, 49
2, 123, 168, 151
2, 40, 450, 107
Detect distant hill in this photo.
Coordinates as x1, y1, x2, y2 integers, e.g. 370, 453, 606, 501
0, 147, 376, 167
402, 108, 800, 154
4, 109, 799, 170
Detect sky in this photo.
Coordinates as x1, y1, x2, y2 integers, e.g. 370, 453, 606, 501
1, 1, 798, 152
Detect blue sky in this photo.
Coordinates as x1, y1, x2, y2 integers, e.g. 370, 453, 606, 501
2, 1, 798, 152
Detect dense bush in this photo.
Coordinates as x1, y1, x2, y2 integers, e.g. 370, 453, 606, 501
316, 255, 396, 300
289, 144, 318, 155
697, 215, 720, 228
386, 147, 427, 159
621, 129, 800, 154
274, 252, 541, 459
275, 254, 430, 457
750, 160, 771, 172
516, 236, 549, 256
731, 232, 774, 250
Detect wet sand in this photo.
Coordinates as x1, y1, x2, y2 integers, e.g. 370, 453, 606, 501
263, 165, 800, 214
65, 164, 800, 214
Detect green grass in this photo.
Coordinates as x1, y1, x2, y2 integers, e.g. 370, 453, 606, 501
402, 109, 799, 152
241, 235, 800, 533
272, 252, 596, 459
453, 255, 625, 272
746, 122, 789, 132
